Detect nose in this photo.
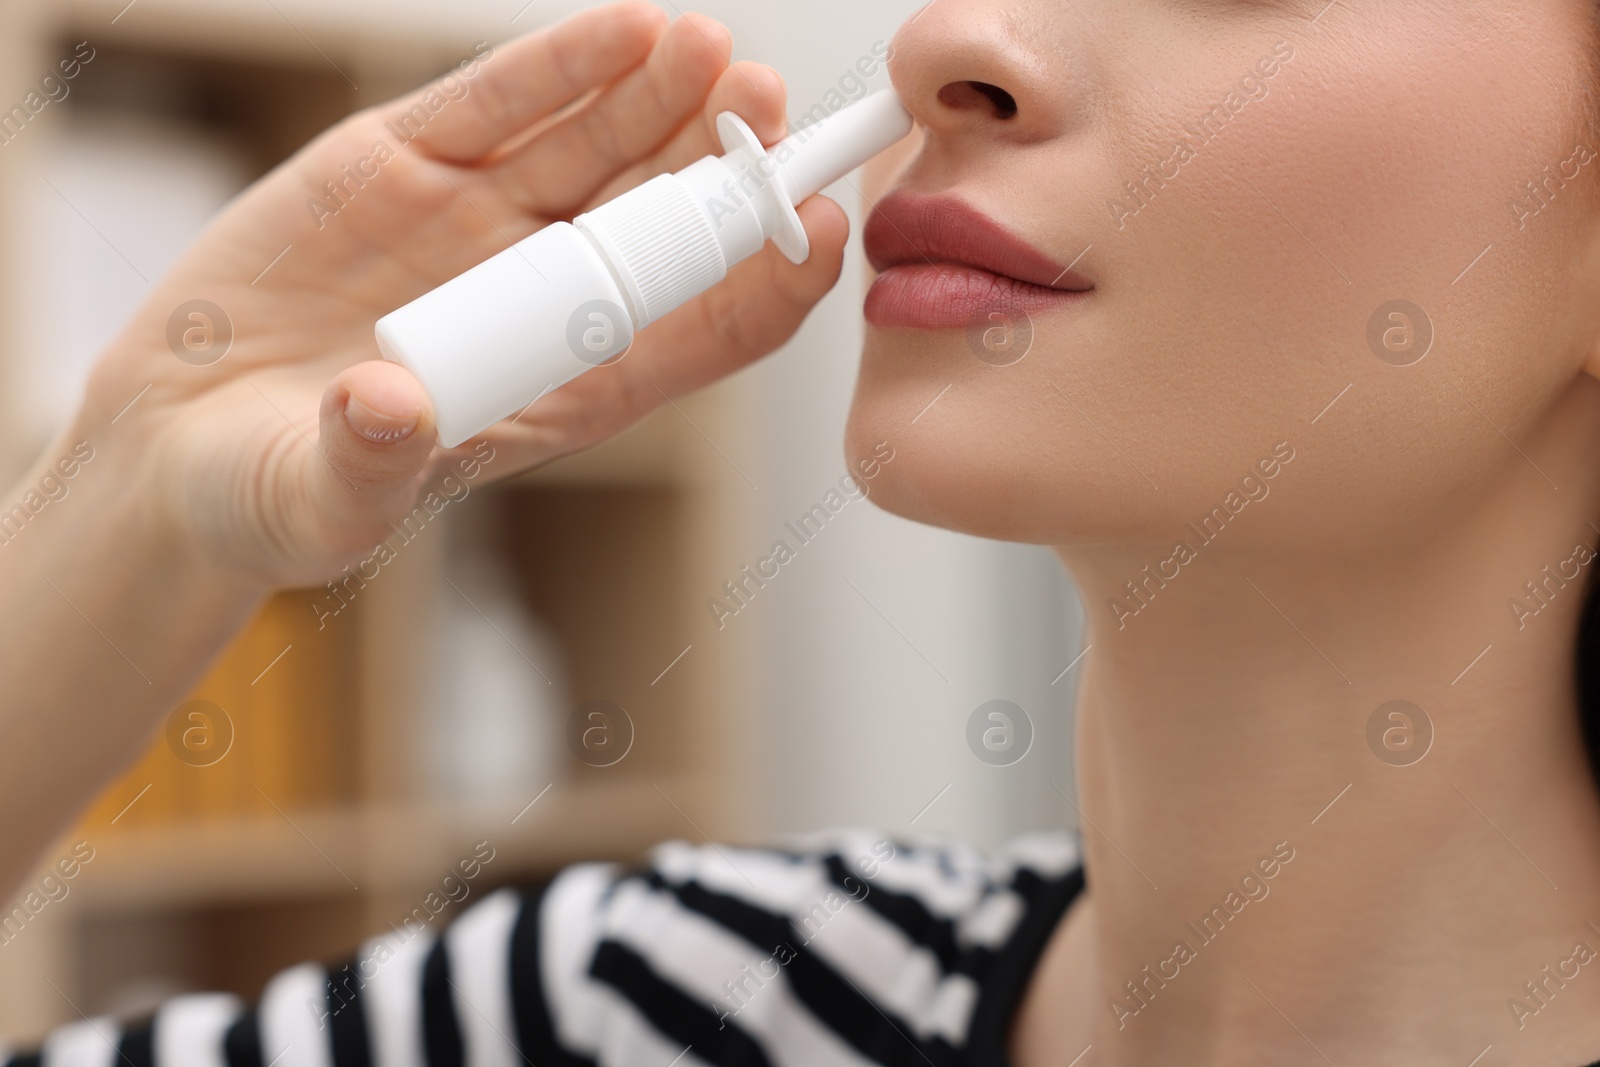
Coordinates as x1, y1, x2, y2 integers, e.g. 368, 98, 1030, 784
887, 2, 1079, 144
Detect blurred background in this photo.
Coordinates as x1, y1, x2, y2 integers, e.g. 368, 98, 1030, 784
0, 0, 1083, 1037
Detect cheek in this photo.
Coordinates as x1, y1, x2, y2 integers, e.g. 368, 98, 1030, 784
1066, 11, 1600, 549
1230, 22, 1578, 301
1247, 18, 1591, 530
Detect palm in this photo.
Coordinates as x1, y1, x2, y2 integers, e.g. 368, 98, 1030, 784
79, 4, 848, 587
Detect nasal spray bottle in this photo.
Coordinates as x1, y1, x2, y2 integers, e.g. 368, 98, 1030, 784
375, 90, 913, 447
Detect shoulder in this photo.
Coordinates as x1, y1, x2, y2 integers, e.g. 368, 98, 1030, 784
531, 829, 1083, 1064
0, 832, 1083, 1067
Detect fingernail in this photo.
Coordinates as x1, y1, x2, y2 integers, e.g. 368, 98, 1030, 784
346, 394, 418, 444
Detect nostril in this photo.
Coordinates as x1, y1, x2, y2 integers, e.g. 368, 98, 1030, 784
936, 80, 1019, 120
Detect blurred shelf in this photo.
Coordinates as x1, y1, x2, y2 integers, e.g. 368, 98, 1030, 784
55, 0, 491, 68
71, 776, 716, 914
0, 0, 757, 1035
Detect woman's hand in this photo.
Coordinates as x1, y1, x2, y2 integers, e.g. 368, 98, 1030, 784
81, 1, 848, 588
0, 2, 854, 894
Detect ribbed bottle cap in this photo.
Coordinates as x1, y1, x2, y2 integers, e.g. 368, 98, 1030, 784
575, 174, 729, 329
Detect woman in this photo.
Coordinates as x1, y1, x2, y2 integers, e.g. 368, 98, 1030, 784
9, 0, 1600, 1063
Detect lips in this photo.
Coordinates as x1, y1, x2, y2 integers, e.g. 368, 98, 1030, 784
863, 192, 1091, 330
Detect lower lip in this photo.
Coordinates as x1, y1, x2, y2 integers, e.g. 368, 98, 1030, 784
864, 263, 1090, 330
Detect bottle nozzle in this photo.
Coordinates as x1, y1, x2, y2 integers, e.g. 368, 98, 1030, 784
772, 90, 916, 206
708, 90, 913, 265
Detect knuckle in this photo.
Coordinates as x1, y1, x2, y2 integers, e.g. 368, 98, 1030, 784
470, 74, 522, 135
578, 104, 626, 167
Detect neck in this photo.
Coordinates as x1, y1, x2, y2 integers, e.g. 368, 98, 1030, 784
1035, 394, 1600, 1065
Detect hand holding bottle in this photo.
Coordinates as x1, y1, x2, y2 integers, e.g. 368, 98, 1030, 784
78, 1, 850, 589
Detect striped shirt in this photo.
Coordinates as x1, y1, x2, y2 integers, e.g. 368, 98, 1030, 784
0, 830, 1082, 1067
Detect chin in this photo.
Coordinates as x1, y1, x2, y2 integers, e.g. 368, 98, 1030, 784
843, 396, 1052, 545
844, 366, 1180, 547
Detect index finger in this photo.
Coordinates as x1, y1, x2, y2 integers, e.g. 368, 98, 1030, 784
585, 60, 790, 208
386, 1, 670, 164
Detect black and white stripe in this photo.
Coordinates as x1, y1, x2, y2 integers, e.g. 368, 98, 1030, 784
0, 832, 1080, 1067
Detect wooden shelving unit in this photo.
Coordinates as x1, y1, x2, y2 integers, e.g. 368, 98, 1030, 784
0, 0, 760, 1038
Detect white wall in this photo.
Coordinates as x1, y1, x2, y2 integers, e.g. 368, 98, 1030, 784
11, 114, 248, 443
665, 0, 1087, 849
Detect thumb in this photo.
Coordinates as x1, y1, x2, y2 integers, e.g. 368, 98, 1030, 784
311, 360, 436, 539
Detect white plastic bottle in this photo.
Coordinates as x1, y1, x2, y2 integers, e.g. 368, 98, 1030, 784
375, 90, 913, 447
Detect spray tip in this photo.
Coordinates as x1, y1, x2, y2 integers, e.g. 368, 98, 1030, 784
716, 90, 913, 265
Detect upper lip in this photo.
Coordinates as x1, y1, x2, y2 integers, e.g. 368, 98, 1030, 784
864, 192, 1090, 291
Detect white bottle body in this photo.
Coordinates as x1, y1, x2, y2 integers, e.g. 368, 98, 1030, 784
375, 222, 634, 447
374, 91, 913, 448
